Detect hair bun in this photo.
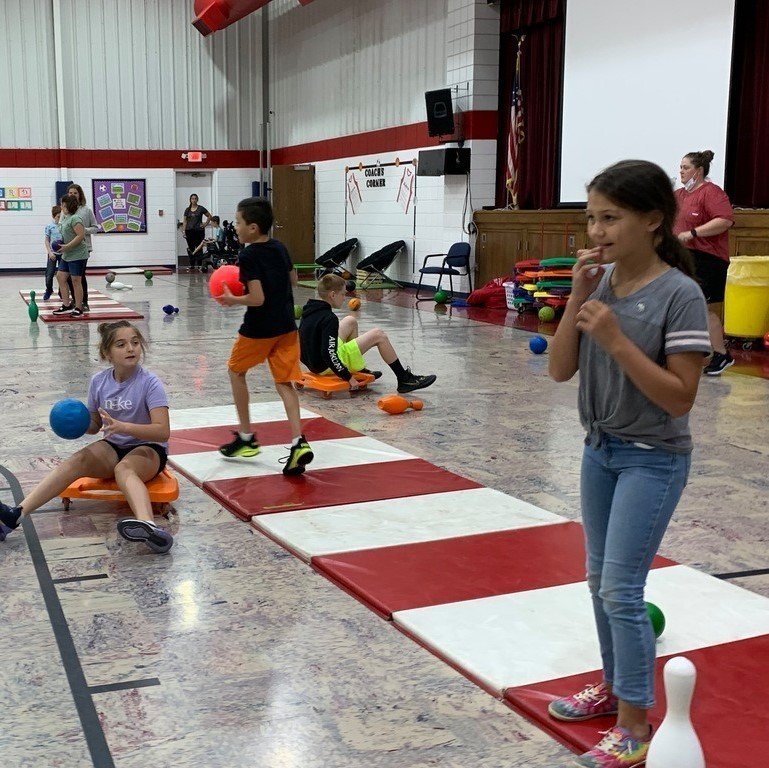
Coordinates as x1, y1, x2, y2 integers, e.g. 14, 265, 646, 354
702, 150, 715, 162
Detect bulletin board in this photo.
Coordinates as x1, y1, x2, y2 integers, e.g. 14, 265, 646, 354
91, 179, 147, 233
0, 186, 33, 211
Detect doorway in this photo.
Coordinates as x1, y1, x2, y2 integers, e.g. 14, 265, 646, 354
175, 172, 213, 268
271, 165, 316, 264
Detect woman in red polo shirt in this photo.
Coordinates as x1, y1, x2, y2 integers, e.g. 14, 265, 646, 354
674, 150, 735, 374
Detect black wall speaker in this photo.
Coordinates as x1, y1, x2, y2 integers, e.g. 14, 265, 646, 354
417, 148, 471, 177
425, 88, 455, 137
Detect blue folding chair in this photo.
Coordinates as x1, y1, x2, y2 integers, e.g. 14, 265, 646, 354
415, 242, 472, 300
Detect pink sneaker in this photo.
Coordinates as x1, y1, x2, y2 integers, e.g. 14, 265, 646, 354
548, 682, 619, 721
574, 725, 651, 767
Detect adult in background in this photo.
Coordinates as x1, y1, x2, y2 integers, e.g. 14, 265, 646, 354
182, 194, 212, 271
66, 183, 100, 313
674, 150, 735, 375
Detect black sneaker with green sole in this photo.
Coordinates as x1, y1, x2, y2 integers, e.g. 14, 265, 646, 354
280, 436, 314, 476
219, 432, 261, 457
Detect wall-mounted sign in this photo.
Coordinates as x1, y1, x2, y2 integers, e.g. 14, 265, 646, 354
0, 186, 33, 211
92, 179, 147, 233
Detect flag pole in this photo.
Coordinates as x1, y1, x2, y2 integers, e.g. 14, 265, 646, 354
506, 35, 525, 210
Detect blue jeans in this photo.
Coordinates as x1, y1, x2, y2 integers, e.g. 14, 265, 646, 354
44, 255, 57, 293
581, 435, 691, 709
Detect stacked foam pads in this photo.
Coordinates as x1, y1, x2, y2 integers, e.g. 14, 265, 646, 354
507, 257, 577, 314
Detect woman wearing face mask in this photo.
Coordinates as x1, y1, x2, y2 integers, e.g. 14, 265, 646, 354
674, 150, 735, 375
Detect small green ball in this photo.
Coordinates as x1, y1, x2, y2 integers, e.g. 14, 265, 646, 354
434, 290, 448, 304
538, 306, 556, 322
144, 270, 154, 280
646, 601, 666, 638
294, 305, 302, 319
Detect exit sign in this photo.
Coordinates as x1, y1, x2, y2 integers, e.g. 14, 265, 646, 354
183, 151, 205, 162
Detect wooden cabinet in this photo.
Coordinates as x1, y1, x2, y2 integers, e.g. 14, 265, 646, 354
474, 210, 588, 285
474, 209, 769, 286
730, 211, 769, 258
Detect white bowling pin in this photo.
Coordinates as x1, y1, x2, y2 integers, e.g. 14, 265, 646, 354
109, 281, 133, 290
647, 656, 705, 768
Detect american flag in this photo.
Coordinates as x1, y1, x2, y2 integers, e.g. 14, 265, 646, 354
506, 38, 525, 208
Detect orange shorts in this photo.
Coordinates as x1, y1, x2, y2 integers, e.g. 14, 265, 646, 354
227, 331, 302, 382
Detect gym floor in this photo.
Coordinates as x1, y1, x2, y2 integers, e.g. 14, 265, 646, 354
2, 271, 767, 767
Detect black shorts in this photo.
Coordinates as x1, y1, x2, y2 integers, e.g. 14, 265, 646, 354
689, 248, 728, 303
103, 440, 168, 477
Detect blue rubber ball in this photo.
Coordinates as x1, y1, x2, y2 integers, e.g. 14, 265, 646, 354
49, 398, 91, 440
51, 239, 64, 253
529, 335, 548, 354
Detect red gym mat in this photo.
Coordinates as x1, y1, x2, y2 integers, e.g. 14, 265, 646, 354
203, 459, 481, 521
20, 290, 143, 323
169, 417, 361, 455
504, 634, 769, 768
312, 523, 675, 619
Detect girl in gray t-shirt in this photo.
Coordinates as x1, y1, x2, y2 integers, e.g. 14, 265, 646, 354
546, 160, 710, 767
0, 321, 174, 554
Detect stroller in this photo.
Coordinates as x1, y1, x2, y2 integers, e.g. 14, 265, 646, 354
201, 220, 241, 272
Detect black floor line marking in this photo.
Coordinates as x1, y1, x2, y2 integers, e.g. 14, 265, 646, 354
0, 464, 115, 768
53, 574, 110, 585
714, 567, 769, 580
88, 678, 161, 695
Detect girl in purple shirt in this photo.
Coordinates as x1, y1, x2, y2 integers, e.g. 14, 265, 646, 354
0, 321, 174, 553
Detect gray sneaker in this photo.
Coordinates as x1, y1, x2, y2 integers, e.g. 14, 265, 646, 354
117, 518, 173, 553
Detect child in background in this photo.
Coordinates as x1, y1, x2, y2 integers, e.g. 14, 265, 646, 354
0, 321, 174, 553
43, 205, 62, 301
191, 215, 224, 261
547, 160, 710, 768
217, 197, 313, 475
66, 183, 100, 313
53, 194, 90, 317
300, 274, 437, 393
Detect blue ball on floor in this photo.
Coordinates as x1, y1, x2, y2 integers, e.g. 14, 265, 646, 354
49, 398, 91, 440
162, 304, 179, 315
529, 336, 548, 355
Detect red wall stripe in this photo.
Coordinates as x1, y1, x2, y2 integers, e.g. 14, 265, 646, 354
0, 148, 260, 169
272, 111, 499, 165
0, 111, 497, 169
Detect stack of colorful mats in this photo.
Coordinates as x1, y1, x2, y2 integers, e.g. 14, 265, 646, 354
505, 257, 577, 314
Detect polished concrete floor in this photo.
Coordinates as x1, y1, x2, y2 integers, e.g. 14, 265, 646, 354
2, 271, 768, 768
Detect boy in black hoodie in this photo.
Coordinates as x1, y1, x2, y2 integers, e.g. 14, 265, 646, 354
300, 274, 436, 394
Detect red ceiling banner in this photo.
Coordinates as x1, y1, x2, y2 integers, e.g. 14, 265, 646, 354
192, 0, 314, 36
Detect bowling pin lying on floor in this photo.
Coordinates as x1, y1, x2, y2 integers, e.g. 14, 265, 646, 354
109, 281, 133, 290
377, 395, 423, 414
647, 656, 705, 768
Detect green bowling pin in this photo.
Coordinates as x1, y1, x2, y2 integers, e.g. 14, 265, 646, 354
28, 290, 39, 322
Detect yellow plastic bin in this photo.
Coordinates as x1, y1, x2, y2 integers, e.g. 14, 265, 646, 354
724, 256, 769, 338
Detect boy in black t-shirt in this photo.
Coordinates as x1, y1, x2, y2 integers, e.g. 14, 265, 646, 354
217, 198, 313, 475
